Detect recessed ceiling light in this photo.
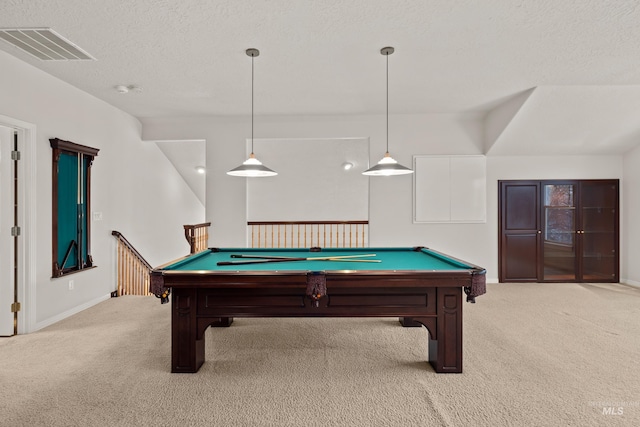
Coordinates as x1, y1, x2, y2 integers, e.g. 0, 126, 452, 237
195, 166, 206, 174
114, 84, 143, 94
342, 162, 354, 171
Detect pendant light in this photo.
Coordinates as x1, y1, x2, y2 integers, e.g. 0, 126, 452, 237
227, 48, 277, 177
363, 47, 413, 176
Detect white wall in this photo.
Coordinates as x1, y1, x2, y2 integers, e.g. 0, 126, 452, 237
623, 145, 640, 286
0, 50, 204, 331
143, 114, 632, 284
142, 113, 485, 252
247, 138, 369, 221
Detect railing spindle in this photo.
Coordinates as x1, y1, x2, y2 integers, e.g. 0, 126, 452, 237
349, 225, 353, 248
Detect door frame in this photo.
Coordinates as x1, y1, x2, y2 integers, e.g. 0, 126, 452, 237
0, 114, 36, 334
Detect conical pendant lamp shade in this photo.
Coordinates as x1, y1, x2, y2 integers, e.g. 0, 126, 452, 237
227, 48, 277, 177
363, 46, 413, 176
227, 153, 277, 177
362, 152, 413, 176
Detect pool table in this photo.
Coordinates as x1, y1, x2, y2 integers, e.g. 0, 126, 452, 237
150, 247, 486, 374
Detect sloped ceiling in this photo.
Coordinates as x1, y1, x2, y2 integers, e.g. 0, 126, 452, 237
2, 0, 640, 162
487, 86, 640, 155
155, 140, 206, 205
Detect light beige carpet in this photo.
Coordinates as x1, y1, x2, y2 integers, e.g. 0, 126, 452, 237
1, 282, 639, 426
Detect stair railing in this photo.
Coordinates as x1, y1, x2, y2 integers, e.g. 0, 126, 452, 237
111, 231, 153, 296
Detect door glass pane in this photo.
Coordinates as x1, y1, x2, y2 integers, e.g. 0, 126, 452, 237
543, 184, 576, 280
581, 182, 617, 281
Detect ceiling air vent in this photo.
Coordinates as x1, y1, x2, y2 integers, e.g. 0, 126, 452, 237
0, 28, 95, 61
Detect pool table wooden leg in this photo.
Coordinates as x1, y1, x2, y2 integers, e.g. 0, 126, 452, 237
399, 287, 463, 373
430, 287, 463, 373
171, 288, 204, 373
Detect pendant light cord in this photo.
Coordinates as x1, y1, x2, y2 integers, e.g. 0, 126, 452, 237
386, 51, 389, 154
251, 53, 254, 155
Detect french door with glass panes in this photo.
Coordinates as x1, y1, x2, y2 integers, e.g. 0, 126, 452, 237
499, 180, 619, 283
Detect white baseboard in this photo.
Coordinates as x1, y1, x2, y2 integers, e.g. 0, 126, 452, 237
32, 294, 111, 332
621, 278, 640, 289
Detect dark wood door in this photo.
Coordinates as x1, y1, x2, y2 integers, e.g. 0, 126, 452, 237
499, 181, 540, 282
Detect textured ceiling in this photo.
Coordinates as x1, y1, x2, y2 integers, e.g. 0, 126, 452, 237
2, 0, 640, 163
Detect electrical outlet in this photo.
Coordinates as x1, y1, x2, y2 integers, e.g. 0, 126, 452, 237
68, 280, 74, 291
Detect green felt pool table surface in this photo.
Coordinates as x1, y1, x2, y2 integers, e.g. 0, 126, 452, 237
159, 246, 477, 273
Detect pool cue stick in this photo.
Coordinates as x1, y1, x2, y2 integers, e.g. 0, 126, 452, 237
217, 254, 379, 266
230, 255, 304, 259
303, 254, 378, 261
229, 254, 377, 260
217, 258, 305, 266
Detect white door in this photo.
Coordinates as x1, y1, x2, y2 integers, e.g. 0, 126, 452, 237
0, 126, 15, 336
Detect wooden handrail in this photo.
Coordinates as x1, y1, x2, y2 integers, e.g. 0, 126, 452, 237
111, 231, 152, 269
184, 222, 211, 254
111, 230, 153, 297
184, 221, 212, 229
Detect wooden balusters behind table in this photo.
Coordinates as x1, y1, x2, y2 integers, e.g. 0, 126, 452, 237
184, 222, 211, 254
111, 231, 153, 296
247, 221, 369, 248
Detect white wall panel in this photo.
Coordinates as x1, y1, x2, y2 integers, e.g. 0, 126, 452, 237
414, 155, 486, 223
413, 156, 451, 222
